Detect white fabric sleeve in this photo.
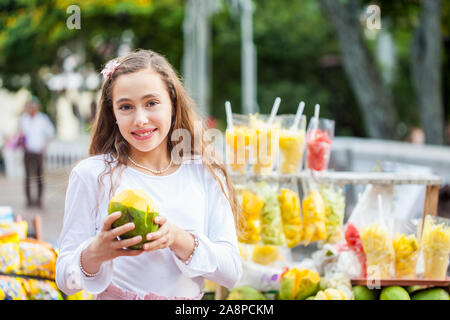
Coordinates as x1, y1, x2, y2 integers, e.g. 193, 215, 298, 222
55, 170, 113, 295
171, 171, 243, 290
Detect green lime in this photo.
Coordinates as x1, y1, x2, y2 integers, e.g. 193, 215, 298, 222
380, 286, 410, 300
412, 288, 449, 300
352, 286, 378, 300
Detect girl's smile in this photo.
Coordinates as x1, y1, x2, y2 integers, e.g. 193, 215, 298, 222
131, 128, 158, 140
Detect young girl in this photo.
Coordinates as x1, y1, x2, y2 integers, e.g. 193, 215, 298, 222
56, 49, 243, 300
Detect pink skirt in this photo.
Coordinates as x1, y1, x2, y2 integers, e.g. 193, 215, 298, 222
97, 283, 204, 300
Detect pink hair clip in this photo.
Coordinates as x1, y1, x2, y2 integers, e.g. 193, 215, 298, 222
101, 59, 121, 80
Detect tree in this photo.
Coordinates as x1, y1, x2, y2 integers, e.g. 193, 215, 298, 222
318, 0, 398, 140
411, 0, 444, 144
319, 0, 447, 144
0, 0, 184, 113
210, 0, 367, 137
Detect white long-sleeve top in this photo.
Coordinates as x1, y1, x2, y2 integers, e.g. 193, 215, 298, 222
56, 154, 242, 299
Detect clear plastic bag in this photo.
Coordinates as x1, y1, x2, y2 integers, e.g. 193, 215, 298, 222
305, 118, 334, 172
347, 185, 395, 279
236, 260, 284, 292
319, 272, 354, 300
0, 275, 28, 300
236, 183, 264, 245
343, 223, 367, 278
391, 219, 420, 279
319, 184, 346, 244
419, 215, 450, 280
253, 181, 285, 246
235, 244, 292, 291
301, 179, 327, 246
225, 114, 253, 174
249, 114, 280, 175
278, 179, 303, 248
19, 239, 57, 280
278, 114, 306, 174
0, 233, 20, 275
0, 221, 28, 240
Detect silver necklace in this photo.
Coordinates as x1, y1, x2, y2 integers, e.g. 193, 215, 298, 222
128, 156, 173, 175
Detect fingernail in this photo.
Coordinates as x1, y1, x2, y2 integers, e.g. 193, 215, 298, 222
147, 234, 152, 240
128, 222, 135, 228
136, 236, 142, 241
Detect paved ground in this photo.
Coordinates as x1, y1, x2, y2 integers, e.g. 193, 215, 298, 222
0, 169, 71, 246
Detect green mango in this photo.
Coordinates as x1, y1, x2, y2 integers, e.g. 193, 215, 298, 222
278, 268, 320, 300
226, 286, 266, 300
279, 275, 296, 300
412, 288, 450, 300
295, 281, 319, 300
108, 189, 159, 250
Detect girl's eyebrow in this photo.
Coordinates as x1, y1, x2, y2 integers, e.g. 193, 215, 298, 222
115, 97, 132, 104
141, 93, 161, 100
115, 93, 161, 105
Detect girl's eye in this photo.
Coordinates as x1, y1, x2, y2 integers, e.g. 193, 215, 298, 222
119, 104, 132, 111
146, 100, 158, 108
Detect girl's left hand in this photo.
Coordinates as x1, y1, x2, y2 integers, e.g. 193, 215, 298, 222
143, 216, 177, 251
143, 216, 195, 261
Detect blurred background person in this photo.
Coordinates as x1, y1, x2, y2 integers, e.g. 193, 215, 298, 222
18, 96, 55, 208
406, 127, 426, 145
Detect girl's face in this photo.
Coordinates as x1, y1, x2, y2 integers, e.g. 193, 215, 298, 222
112, 68, 173, 157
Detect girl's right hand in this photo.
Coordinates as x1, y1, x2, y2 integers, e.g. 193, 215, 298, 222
81, 211, 144, 274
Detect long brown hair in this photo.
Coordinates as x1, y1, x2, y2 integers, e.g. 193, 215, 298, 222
89, 49, 242, 234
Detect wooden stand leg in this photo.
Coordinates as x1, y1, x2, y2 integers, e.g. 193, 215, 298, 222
420, 185, 440, 237
215, 285, 228, 300
423, 185, 439, 217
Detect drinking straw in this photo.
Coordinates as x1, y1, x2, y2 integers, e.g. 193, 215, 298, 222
225, 101, 233, 131
290, 101, 305, 131
377, 194, 385, 227
268, 97, 281, 125
314, 103, 320, 122
310, 103, 320, 139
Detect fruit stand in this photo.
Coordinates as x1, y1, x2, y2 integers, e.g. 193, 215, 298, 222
211, 170, 450, 300
218, 102, 450, 301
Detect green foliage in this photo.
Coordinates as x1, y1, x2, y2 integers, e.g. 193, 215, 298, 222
210, 0, 366, 136
363, 0, 450, 130
0, 0, 184, 73
0, 0, 448, 137
0, 0, 184, 114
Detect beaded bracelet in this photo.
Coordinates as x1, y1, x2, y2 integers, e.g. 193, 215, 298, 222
80, 251, 100, 278
184, 233, 199, 265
